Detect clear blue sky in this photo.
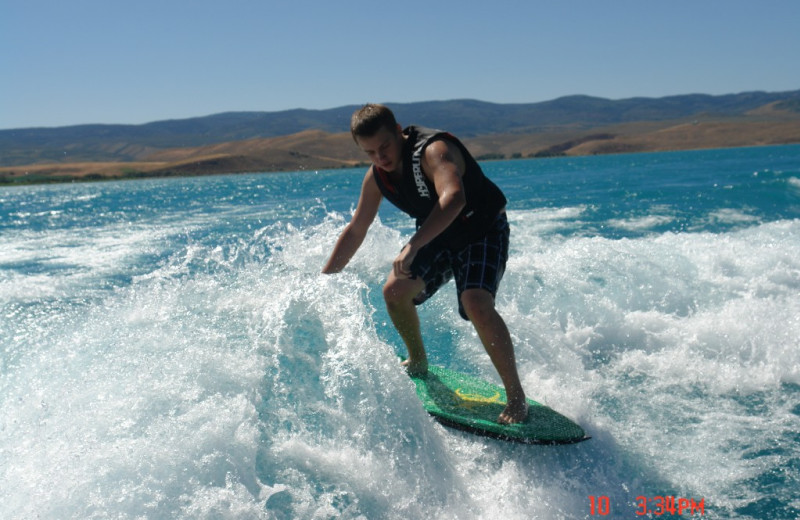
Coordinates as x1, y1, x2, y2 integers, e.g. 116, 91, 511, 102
2, 0, 799, 130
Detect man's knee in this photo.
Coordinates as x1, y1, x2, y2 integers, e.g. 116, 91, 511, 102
382, 278, 402, 306
383, 276, 423, 307
460, 289, 495, 323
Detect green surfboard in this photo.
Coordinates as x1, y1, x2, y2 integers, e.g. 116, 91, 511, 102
408, 363, 589, 445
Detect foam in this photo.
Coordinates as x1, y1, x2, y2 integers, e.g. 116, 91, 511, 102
706, 208, 760, 225
501, 212, 800, 514
607, 214, 675, 231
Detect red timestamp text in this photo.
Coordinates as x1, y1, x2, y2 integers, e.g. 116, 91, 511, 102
588, 495, 705, 516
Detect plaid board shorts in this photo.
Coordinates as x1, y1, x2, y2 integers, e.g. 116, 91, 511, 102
409, 212, 510, 320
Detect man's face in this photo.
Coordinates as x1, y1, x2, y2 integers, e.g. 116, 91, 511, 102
355, 124, 404, 173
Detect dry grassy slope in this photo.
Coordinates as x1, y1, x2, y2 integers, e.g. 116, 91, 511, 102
146, 130, 359, 163
0, 130, 366, 182
568, 119, 800, 155
466, 108, 800, 157
138, 130, 365, 176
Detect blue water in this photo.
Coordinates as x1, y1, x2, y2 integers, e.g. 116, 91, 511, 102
2, 145, 799, 519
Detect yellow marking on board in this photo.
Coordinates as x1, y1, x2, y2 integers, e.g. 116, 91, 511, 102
454, 388, 505, 409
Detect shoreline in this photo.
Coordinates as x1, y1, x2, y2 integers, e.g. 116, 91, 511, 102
3, 142, 799, 187
3, 117, 800, 186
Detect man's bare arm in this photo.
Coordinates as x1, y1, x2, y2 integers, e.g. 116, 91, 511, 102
393, 140, 466, 277
322, 168, 383, 273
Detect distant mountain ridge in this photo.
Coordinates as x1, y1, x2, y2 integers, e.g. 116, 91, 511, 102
2, 89, 799, 167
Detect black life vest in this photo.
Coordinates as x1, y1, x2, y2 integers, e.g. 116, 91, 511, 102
373, 126, 507, 250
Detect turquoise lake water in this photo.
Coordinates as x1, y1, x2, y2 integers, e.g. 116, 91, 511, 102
2, 145, 799, 519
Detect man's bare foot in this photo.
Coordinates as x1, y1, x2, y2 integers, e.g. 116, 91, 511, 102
400, 357, 428, 377
498, 399, 529, 425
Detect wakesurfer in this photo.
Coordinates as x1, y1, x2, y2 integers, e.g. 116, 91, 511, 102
322, 104, 528, 424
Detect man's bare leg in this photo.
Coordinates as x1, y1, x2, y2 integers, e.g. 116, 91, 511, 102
461, 288, 528, 424
383, 272, 428, 375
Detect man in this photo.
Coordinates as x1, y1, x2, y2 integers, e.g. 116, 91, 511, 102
322, 104, 528, 424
